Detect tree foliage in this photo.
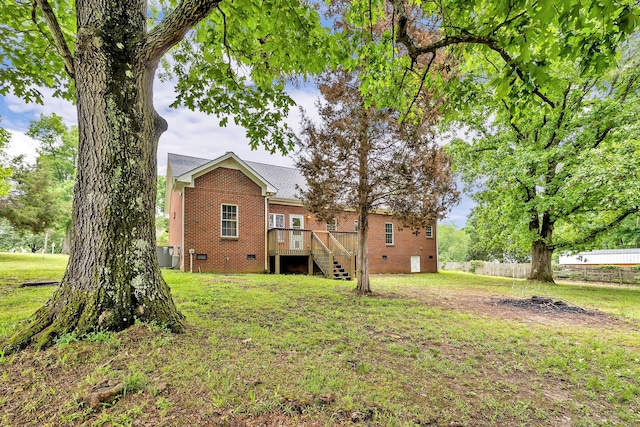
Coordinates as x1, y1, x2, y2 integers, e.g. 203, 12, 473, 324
296, 69, 459, 292
344, 0, 638, 120
437, 221, 471, 263
0, 119, 12, 197
0, 157, 65, 235
0, 0, 344, 354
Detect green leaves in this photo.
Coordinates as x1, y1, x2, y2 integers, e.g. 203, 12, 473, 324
0, 0, 76, 103
165, 0, 344, 153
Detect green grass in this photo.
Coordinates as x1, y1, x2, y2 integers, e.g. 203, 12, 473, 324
1, 253, 640, 426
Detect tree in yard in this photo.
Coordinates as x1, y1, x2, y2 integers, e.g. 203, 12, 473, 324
0, 0, 340, 353
0, 156, 66, 241
447, 52, 640, 282
296, 69, 459, 293
0, 120, 11, 197
463, 205, 531, 263
26, 113, 78, 253
437, 221, 471, 263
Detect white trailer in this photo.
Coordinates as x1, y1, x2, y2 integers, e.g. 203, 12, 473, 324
559, 248, 640, 267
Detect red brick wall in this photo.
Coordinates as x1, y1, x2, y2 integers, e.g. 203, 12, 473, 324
170, 167, 438, 274
366, 214, 437, 273
183, 167, 266, 273
267, 203, 437, 273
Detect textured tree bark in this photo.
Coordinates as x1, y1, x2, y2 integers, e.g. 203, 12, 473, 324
528, 213, 555, 283
356, 211, 371, 294
2, 1, 185, 353
529, 240, 555, 282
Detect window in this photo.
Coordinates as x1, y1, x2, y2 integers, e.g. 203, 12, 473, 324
221, 204, 238, 238
354, 220, 359, 232
326, 218, 337, 232
269, 213, 285, 229
385, 222, 394, 245
269, 213, 285, 242
425, 225, 433, 238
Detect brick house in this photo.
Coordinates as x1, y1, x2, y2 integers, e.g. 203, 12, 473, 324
165, 152, 439, 278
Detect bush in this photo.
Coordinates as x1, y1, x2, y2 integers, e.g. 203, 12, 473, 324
469, 260, 484, 274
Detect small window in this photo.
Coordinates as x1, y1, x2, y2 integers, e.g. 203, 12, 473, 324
425, 225, 433, 238
354, 220, 359, 232
221, 204, 238, 238
326, 218, 337, 232
269, 213, 285, 242
269, 213, 285, 229
196, 254, 207, 260
385, 223, 394, 245
247, 254, 256, 260
382, 255, 388, 260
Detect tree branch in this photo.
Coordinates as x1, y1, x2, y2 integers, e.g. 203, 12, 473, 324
544, 83, 571, 150
552, 207, 638, 250
390, 0, 556, 108
141, 0, 221, 67
34, 0, 75, 79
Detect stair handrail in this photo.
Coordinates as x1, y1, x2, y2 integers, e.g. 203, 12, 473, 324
328, 233, 350, 256
310, 231, 333, 278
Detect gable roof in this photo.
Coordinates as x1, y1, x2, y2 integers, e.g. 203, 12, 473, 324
244, 160, 305, 201
167, 152, 306, 202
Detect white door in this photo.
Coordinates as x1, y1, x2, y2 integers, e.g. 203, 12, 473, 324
410, 256, 421, 273
290, 215, 304, 250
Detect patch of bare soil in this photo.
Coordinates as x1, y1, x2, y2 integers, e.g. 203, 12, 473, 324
399, 286, 630, 330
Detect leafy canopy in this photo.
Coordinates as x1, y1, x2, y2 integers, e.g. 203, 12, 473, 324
447, 47, 640, 256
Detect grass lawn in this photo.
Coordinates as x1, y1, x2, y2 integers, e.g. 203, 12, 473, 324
1, 253, 640, 426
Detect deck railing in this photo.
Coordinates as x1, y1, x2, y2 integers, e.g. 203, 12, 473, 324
310, 231, 332, 277
331, 231, 358, 254
268, 228, 357, 279
267, 228, 312, 255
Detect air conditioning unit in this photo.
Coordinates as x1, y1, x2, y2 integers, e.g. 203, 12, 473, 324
156, 246, 173, 268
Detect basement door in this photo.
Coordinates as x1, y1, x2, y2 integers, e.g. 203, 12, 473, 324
290, 215, 304, 250
410, 256, 421, 273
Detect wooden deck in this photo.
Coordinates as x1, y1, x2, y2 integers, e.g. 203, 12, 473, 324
268, 229, 357, 279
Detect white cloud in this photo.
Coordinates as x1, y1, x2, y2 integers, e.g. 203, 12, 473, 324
5, 90, 77, 125
155, 77, 321, 172
5, 129, 40, 162
2, 77, 322, 173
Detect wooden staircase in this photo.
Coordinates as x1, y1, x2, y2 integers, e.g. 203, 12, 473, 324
332, 260, 351, 280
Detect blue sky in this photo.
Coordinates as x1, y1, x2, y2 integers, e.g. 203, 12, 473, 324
0, 78, 472, 227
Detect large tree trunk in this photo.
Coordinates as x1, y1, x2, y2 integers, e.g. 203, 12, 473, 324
356, 211, 371, 293
528, 213, 555, 283
3, 1, 184, 353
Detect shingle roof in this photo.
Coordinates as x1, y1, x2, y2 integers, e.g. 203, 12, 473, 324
167, 152, 306, 201
167, 153, 210, 178
244, 160, 305, 200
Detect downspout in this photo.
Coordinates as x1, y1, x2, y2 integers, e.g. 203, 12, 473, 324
435, 220, 439, 272
181, 190, 185, 271
264, 196, 269, 271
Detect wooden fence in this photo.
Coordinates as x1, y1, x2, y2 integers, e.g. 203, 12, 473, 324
554, 266, 640, 285
442, 262, 531, 278
442, 262, 640, 284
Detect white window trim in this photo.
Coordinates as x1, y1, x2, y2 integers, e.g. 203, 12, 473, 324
426, 225, 433, 238
221, 204, 238, 238
269, 213, 285, 243
385, 222, 394, 245
326, 218, 338, 232
354, 220, 359, 232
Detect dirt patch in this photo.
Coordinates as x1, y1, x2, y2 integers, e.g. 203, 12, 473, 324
400, 285, 631, 329
494, 296, 593, 315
